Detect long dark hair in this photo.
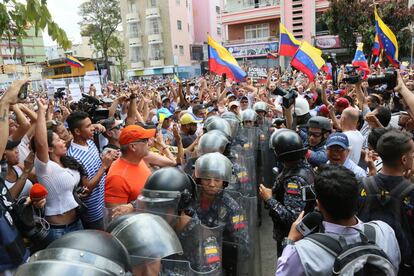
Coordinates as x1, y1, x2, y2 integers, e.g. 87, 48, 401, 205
31, 130, 87, 177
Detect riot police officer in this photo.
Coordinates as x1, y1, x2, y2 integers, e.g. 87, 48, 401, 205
306, 116, 332, 167
259, 129, 315, 255
190, 152, 250, 275
135, 167, 222, 274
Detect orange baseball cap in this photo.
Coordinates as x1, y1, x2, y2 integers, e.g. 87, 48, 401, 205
119, 125, 156, 146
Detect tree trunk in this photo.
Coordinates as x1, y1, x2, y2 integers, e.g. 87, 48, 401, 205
104, 51, 111, 81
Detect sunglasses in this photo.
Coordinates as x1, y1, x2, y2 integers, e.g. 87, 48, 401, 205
131, 138, 149, 144
308, 131, 322, 138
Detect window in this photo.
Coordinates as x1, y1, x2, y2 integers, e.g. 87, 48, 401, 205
128, 22, 139, 38
216, 6, 220, 14
217, 27, 221, 35
148, 18, 160, 35
148, 0, 157, 8
150, 44, 163, 60
130, 46, 142, 62
177, 20, 182, 30
127, 0, 137, 13
176, 0, 180, 5
244, 23, 269, 42
179, 45, 184, 55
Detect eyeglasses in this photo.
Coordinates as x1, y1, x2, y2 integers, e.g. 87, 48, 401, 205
130, 138, 149, 144
110, 124, 122, 131
308, 131, 323, 138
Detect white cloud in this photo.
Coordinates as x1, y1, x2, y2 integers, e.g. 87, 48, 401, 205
42, 0, 88, 46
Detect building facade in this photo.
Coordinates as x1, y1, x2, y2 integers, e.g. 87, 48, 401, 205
0, 27, 46, 65
121, 0, 202, 79
220, 0, 336, 68
45, 37, 99, 61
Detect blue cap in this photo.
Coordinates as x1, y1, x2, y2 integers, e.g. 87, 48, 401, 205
326, 133, 349, 149
157, 108, 173, 121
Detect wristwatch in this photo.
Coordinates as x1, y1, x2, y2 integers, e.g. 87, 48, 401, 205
281, 237, 295, 249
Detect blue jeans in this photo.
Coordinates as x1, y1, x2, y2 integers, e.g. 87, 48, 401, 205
47, 219, 83, 243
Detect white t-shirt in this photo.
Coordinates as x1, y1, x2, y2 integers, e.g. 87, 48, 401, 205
344, 130, 364, 164
34, 157, 80, 216
18, 135, 31, 162
5, 166, 32, 199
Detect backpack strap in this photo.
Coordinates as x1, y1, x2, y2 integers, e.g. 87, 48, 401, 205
362, 223, 377, 243
305, 233, 342, 257
362, 176, 380, 195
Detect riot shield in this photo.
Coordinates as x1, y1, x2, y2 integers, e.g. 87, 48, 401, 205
132, 205, 223, 275
258, 120, 277, 188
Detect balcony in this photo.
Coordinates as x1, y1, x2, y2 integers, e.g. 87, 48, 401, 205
148, 34, 163, 44
225, 37, 275, 45
130, 61, 144, 69
150, 59, 164, 67
221, 1, 281, 24
224, 0, 280, 13
126, 13, 140, 22
128, 37, 142, 46
145, 7, 160, 19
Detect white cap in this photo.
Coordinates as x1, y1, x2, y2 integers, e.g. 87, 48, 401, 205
294, 97, 310, 116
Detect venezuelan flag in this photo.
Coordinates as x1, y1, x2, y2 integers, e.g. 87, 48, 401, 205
207, 35, 246, 82
352, 43, 370, 79
66, 55, 84, 68
322, 63, 333, 80
267, 52, 278, 60
279, 23, 301, 57
372, 33, 381, 56
290, 41, 325, 82
374, 50, 383, 68
374, 7, 399, 67
172, 74, 181, 84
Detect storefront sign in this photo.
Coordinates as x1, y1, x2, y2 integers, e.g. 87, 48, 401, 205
226, 41, 279, 58
315, 35, 341, 49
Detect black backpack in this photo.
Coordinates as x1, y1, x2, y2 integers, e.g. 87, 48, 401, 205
358, 176, 414, 267
306, 223, 397, 276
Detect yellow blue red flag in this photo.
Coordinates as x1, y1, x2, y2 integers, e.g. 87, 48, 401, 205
207, 35, 246, 81
290, 41, 325, 82
374, 7, 399, 67
66, 55, 84, 68
279, 23, 301, 57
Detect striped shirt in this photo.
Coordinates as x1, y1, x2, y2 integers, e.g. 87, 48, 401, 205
67, 140, 105, 222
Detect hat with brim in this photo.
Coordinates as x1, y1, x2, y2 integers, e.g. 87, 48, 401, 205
6, 139, 20, 150
119, 125, 156, 146
180, 113, 202, 125
326, 133, 349, 149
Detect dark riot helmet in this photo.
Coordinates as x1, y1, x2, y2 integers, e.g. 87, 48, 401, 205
138, 167, 196, 214
269, 129, 307, 162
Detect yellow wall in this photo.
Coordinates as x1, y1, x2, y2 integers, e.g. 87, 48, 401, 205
44, 60, 96, 79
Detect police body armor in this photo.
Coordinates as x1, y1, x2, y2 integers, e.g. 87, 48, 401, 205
272, 161, 315, 242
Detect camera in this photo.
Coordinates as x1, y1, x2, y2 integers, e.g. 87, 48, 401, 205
78, 93, 108, 123
342, 65, 361, 84
271, 86, 298, 109
54, 87, 66, 99
367, 67, 397, 90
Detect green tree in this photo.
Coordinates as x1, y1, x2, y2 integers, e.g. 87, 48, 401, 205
108, 36, 126, 81
0, 0, 71, 49
79, 0, 122, 80
322, 0, 414, 59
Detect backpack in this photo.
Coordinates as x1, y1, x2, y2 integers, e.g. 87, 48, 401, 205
306, 223, 396, 276
358, 176, 414, 266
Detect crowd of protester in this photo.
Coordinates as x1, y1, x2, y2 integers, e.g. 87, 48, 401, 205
0, 62, 414, 275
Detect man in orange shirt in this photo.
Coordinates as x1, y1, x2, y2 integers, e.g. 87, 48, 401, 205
105, 124, 156, 215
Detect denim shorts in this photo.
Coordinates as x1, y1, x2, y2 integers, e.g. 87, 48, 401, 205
47, 219, 83, 242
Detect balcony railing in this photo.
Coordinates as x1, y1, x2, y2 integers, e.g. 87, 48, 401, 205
130, 61, 144, 69
225, 37, 277, 45
128, 37, 142, 46
224, 0, 280, 13
148, 34, 163, 44
126, 13, 140, 22
145, 7, 160, 19
150, 59, 164, 67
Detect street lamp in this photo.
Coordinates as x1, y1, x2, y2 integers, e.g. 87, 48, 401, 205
402, 23, 414, 68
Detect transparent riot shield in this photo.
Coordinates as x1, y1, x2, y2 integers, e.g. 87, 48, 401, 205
258, 121, 277, 188
132, 203, 223, 275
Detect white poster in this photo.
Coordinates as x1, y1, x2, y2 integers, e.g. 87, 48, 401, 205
45, 79, 55, 99
84, 71, 102, 96
69, 83, 82, 102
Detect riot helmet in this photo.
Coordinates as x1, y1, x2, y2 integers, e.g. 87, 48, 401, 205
16, 230, 131, 276
198, 130, 230, 155
307, 116, 332, 132
137, 167, 195, 216
221, 111, 240, 137
204, 117, 232, 139
253, 101, 267, 113
241, 109, 257, 123
269, 129, 307, 162
108, 213, 183, 266
195, 152, 233, 184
